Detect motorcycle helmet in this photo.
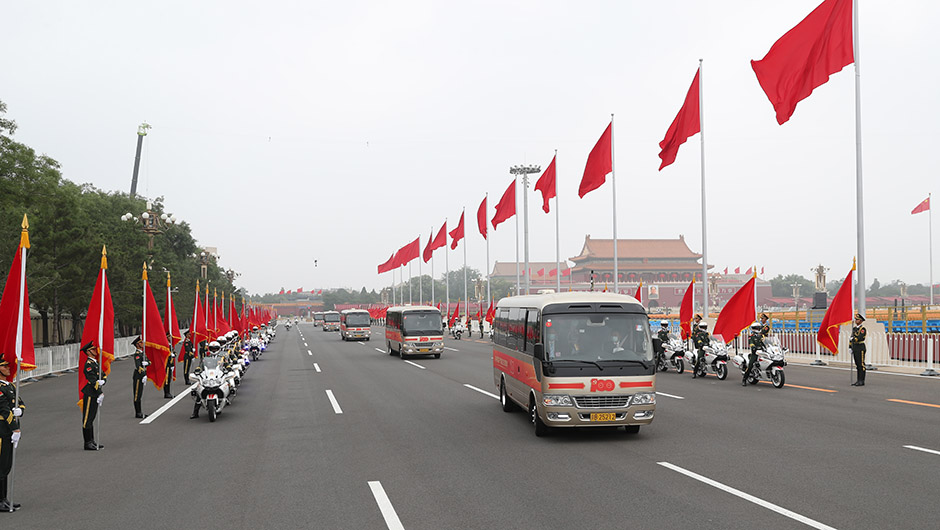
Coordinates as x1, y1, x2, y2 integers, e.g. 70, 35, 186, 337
216, 335, 228, 346
698, 322, 708, 329
252, 326, 259, 331
207, 341, 221, 354
660, 320, 669, 327
750, 322, 762, 332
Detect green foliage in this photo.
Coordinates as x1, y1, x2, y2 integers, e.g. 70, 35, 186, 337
769, 274, 815, 298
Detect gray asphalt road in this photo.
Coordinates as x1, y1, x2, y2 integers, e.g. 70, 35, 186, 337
6, 323, 940, 529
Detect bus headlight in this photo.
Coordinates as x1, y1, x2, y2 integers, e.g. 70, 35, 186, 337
631, 392, 655, 406
542, 394, 573, 407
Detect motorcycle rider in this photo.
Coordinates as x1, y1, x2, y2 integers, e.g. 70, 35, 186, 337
692, 321, 709, 378
657, 320, 670, 345
131, 337, 149, 418
744, 322, 763, 386
850, 313, 867, 386
181, 331, 195, 385
190, 340, 221, 419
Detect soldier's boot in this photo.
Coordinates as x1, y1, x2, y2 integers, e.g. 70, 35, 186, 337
190, 403, 200, 419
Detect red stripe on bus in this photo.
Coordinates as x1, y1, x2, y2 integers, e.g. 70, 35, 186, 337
548, 383, 585, 390
619, 381, 654, 388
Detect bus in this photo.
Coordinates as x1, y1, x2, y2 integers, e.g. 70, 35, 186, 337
492, 292, 656, 437
385, 305, 444, 359
322, 311, 340, 331
340, 309, 372, 341
313, 312, 324, 327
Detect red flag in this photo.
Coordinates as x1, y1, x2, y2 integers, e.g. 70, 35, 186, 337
142, 265, 172, 389
192, 281, 208, 344
279, 288, 285, 295
760, 267, 764, 276
165, 274, 182, 347
535, 155, 557, 213
449, 211, 465, 250
398, 237, 421, 266
230, 295, 242, 335
477, 196, 487, 239
745, 267, 753, 276
297, 287, 303, 293
0, 217, 36, 380
751, 0, 854, 125
425, 221, 447, 263
449, 302, 460, 327
286, 290, 292, 295
485, 301, 495, 324
658, 67, 701, 170
714, 276, 757, 343
561, 268, 571, 277
549, 268, 558, 277
77, 248, 115, 398
492, 179, 516, 230
378, 252, 397, 274
317, 289, 322, 295
734, 267, 740, 274
679, 279, 694, 340
723, 267, 728, 275
537, 268, 545, 277
912, 197, 930, 215
422, 229, 435, 263
634, 281, 643, 305
817, 264, 854, 354
578, 121, 612, 198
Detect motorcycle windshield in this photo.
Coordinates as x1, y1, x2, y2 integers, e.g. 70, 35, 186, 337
202, 356, 222, 370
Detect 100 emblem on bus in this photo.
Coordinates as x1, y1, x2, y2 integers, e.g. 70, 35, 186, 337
590, 379, 615, 392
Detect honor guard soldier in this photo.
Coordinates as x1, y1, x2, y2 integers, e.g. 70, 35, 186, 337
759, 313, 771, 338
850, 313, 867, 386
181, 331, 195, 385
692, 321, 709, 378
0, 358, 25, 511
163, 333, 175, 399
80, 341, 106, 450
744, 322, 764, 386
131, 337, 149, 419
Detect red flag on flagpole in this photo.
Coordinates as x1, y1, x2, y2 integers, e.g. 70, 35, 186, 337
549, 268, 558, 277
679, 279, 694, 340
192, 281, 208, 346
537, 268, 544, 277
492, 179, 516, 230
634, 281, 643, 305
561, 268, 571, 277
77, 246, 114, 399
378, 252, 397, 274
714, 276, 757, 343
912, 197, 930, 214
485, 300, 495, 324
166, 273, 182, 347
449, 301, 460, 327
745, 267, 753, 276
723, 267, 728, 275
0, 215, 36, 380
398, 237, 421, 266
817, 263, 855, 354
142, 264, 172, 389
477, 196, 487, 239
658, 67, 701, 170
751, 0, 854, 125
579, 121, 612, 198
535, 155, 557, 213
449, 211, 465, 250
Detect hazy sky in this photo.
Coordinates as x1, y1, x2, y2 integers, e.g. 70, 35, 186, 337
2, 1, 937, 295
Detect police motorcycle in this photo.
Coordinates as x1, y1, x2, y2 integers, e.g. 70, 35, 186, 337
222, 331, 248, 385
656, 334, 687, 374
695, 337, 730, 380
190, 340, 234, 422
285, 320, 292, 331
732, 332, 787, 388
451, 321, 466, 340
247, 326, 263, 361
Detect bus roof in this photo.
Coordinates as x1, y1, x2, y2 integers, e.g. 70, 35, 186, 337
341, 309, 370, 314
496, 291, 644, 312
386, 305, 440, 313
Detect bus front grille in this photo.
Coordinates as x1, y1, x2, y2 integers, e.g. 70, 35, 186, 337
572, 395, 631, 408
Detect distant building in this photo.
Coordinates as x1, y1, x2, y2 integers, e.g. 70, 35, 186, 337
569, 235, 707, 284
489, 261, 571, 284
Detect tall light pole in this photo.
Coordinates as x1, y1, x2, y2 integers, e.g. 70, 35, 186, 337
129, 122, 151, 198
510, 164, 540, 295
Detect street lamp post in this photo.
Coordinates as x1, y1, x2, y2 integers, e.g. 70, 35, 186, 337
121, 200, 177, 254
510, 164, 540, 296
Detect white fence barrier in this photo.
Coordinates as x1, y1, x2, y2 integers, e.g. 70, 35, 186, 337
25, 337, 137, 380
775, 328, 940, 372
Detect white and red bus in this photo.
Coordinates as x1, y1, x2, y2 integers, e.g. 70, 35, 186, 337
340, 309, 372, 341
385, 305, 443, 359
492, 292, 656, 437
322, 310, 340, 331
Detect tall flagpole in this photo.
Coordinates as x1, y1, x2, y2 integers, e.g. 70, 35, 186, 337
419, 247, 423, 305
929, 193, 934, 305
96, 248, 106, 447
409, 261, 413, 305
514, 177, 520, 296
142, 263, 148, 397
10, 217, 29, 503
611, 114, 619, 293
486, 194, 491, 304
853, 0, 867, 318
431, 229, 436, 307
554, 150, 561, 293
699, 59, 710, 317
463, 208, 468, 322
445, 219, 450, 316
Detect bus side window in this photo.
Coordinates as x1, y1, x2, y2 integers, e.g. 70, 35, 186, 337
496, 309, 509, 346
524, 309, 540, 354
506, 308, 521, 350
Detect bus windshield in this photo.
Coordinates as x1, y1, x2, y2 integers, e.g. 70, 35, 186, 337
346, 314, 370, 327
325, 313, 340, 323
541, 313, 653, 363
402, 312, 441, 336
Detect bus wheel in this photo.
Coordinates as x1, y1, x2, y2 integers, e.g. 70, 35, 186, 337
387, 342, 395, 356
500, 378, 516, 412
530, 397, 549, 437
433, 353, 441, 359
623, 425, 640, 434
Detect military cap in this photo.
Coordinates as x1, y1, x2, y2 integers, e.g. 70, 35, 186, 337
855, 313, 865, 322
0, 358, 9, 367
81, 341, 97, 353
131, 336, 142, 347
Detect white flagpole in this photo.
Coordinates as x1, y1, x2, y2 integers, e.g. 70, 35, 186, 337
418, 255, 422, 305
445, 219, 450, 316
611, 114, 618, 293
699, 60, 710, 317
431, 230, 436, 307
10, 225, 28, 505
853, 0, 867, 318
96, 260, 106, 446
409, 261, 413, 305
554, 150, 561, 293
463, 208, 468, 322
514, 177, 520, 296
930, 193, 934, 305
486, 194, 491, 304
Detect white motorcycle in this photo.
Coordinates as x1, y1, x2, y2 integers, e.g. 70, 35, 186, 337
656, 335, 686, 374
732, 336, 787, 388
191, 355, 234, 422
451, 322, 466, 340
684, 338, 730, 380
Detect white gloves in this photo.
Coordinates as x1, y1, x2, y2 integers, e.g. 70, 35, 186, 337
142, 361, 150, 367
12, 407, 22, 417
11, 431, 20, 448
96, 379, 106, 387
97, 394, 104, 406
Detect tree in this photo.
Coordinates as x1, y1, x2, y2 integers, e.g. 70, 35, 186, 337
769, 274, 815, 298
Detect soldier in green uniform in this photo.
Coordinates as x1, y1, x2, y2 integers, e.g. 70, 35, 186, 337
0, 358, 25, 511
163, 333, 175, 399
759, 313, 771, 338
80, 341, 106, 450
181, 331, 196, 385
850, 313, 867, 386
692, 321, 709, 378
744, 322, 764, 386
131, 337, 149, 419
657, 320, 671, 345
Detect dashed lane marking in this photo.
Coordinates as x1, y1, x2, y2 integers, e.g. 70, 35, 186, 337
463, 383, 499, 400
904, 445, 940, 456
307, 350, 312, 356
368, 481, 405, 530
140, 383, 197, 424
374, 348, 386, 353
404, 360, 426, 370
325, 390, 343, 414
658, 462, 837, 530
313, 363, 321, 373
444, 346, 459, 352
888, 398, 940, 409
655, 392, 684, 399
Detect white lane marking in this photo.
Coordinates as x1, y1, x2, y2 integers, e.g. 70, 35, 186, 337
368, 481, 405, 530
374, 348, 385, 353
656, 391, 685, 400
307, 349, 312, 356
404, 360, 426, 370
325, 389, 343, 414
140, 383, 197, 424
443, 346, 459, 352
304, 342, 308, 347
463, 383, 499, 400
904, 445, 940, 456
658, 462, 837, 530
314, 363, 321, 373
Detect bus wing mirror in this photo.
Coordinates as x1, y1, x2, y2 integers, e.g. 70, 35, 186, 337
533, 343, 545, 361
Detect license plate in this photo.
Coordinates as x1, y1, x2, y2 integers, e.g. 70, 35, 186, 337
590, 413, 616, 422
419, 348, 429, 352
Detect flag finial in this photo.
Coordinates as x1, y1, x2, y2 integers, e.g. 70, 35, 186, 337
100, 245, 108, 270
20, 213, 30, 249
167, 270, 171, 288
852, 257, 857, 270
142, 261, 148, 281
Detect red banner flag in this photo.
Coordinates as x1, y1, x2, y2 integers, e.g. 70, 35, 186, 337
492, 179, 516, 230
745, 267, 753, 276
912, 197, 930, 215
634, 281, 643, 305
77, 247, 114, 398
751, 0, 854, 125
449, 211, 465, 250
449, 301, 460, 327
659, 67, 701, 170
817, 264, 854, 354
0, 216, 36, 380
297, 287, 303, 293
426, 221, 447, 262
278, 288, 285, 294
422, 229, 435, 263
192, 281, 208, 344
477, 196, 487, 240
378, 252, 397, 274
734, 267, 740, 274
679, 279, 694, 340
714, 276, 757, 343
549, 268, 558, 277
485, 301, 495, 324
561, 268, 571, 277
142, 264, 172, 389
165, 273, 182, 347
723, 267, 728, 275
397, 237, 421, 267
578, 121, 612, 198
535, 155, 557, 213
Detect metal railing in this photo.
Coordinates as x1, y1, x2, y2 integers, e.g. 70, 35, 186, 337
26, 337, 137, 380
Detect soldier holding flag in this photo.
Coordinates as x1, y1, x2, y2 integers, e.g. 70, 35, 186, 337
181, 331, 195, 385
131, 337, 148, 419
80, 341, 106, 450
0, 358, 25, 511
